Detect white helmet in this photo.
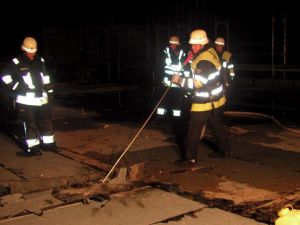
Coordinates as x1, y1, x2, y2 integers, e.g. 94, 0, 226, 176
169, 36, 180, 45
21, 37, 37, 53
189, 29, 208, 45
215, 37, 225, 46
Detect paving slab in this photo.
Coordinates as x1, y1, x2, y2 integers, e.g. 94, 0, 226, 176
0, 190, 62, 219
0, 133, 99, 193
0, 188, 205, 225
156, 207, 267, 225
0, 167, 22, 187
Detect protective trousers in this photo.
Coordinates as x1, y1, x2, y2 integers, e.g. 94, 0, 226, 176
186, 107, 230, 160
18, 103, 54, 150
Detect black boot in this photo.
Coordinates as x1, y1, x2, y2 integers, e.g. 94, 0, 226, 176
41, 142, 60, 153
27, 146, 42, 156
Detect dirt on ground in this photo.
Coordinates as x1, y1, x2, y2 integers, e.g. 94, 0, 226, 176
52, 105, 300, 224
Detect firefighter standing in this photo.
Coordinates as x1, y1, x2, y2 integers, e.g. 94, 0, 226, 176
1, 36, 58, 155
157, 35, 186, 118
172, 30, 231, 165
156, 36, 190, 160
214, 37, 235, 90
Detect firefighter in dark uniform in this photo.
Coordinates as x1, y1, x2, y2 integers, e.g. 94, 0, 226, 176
1, 36, 58, 155
156, 36, 190, 160
172, 30, 231, 165
214, 37, 235, 90
157, 35, 186, 118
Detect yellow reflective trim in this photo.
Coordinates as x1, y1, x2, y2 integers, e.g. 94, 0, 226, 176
194, 80, 203, 89
191, 48, 221, 72
191, 96, 226, 112
222, 51, 232, 62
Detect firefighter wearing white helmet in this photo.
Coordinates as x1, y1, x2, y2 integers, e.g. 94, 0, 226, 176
156, 35, 189, 160
157, 35, 187, 118
162, 35, 185, 86
214, 37, 235, 88
188, 29, 209, 45
169, 36, 180, 45
171, 29, 230, 165
0, 36, 58, 155
21, 37, 37, 53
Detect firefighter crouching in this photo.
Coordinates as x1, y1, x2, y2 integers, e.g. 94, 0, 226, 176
0, 36, 58, 155
171, 29, 231, 165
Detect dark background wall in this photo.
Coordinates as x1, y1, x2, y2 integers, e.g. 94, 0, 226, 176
0, 1, 299, 115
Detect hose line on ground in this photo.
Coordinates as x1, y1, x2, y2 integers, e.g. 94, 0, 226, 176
224, 111, 300, 135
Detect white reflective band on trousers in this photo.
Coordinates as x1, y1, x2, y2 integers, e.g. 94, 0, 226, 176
195, 86, 223, 98
172, 109, 181, 117
157, 107, 166, 115
26, 138, 40, 148
42, 135, 55, 144
16, 91, 49, 106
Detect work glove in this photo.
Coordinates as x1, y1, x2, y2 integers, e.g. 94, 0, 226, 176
171, 74, 182, 85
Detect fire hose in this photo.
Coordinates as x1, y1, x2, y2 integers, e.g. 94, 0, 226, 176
224, 111, 300, 135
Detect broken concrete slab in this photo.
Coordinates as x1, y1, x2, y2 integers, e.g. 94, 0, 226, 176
0, 190, 63, 220
0, 167, 22, 187
0, 193, 24, 205
128, 162, 144, 181
9, 177, 68, 194
156, 207, 268, 225
0, 185, 9, 197
0, 134, 102, 194
108, 167, 128, 185
0, 188, 205, 225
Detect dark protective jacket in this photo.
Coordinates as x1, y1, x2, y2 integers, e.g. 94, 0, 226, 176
1, 53, 53, 106
163, 46, 186, 87
218, 50, 235, 88
180, 44, 226, 111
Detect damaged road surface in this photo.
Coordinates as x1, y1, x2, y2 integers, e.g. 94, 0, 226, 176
0, 187, 266, 225
1, 105, 300, 224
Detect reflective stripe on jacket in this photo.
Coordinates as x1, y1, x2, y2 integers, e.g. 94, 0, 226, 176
163, 47, 186, 88
182, 46, 226, 112
1, 54, 51, 106
222, 51, 235, 79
